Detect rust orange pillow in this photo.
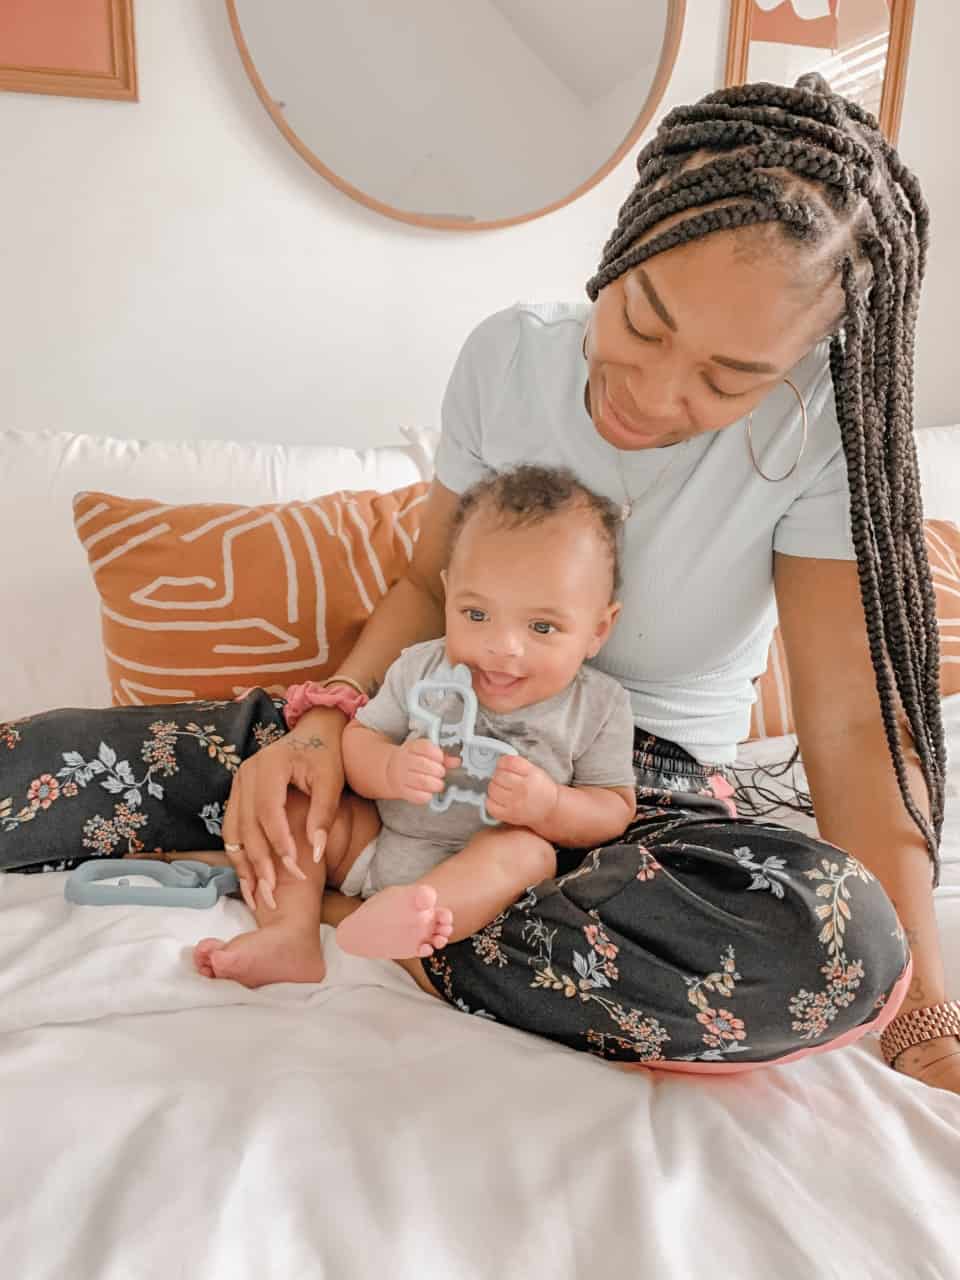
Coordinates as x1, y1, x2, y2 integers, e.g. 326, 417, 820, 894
74, 484, 429, 705
750, 519, 960, 739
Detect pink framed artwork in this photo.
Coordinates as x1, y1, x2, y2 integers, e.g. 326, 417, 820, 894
725, 0, 915, 142
0, 0, 137, 102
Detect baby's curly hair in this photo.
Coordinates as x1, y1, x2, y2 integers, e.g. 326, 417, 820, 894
449, 465, 622, 600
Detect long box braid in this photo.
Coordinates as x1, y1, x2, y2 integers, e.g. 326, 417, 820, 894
586, 76, 945, 878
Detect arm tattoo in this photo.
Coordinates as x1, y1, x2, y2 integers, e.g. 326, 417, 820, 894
289, 735, 326, 752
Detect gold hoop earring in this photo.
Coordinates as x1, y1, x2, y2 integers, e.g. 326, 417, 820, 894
746, 377, 808, 483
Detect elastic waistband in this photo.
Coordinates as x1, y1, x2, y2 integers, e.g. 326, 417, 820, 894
632, 730, 728, 782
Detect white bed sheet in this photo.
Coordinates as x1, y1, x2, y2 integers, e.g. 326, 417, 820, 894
2, 704, 960, 1279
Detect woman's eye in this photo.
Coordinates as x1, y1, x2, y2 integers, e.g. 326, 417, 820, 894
623, 306, 657, 342
530, 621, 556, 636
704, 379, 749, 400
464, 608, 487, 623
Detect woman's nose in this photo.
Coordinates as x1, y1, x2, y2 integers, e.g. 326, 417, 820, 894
624, 362, 683, 419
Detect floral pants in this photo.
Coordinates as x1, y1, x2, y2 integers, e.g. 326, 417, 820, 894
1, 703, 909, 1068
424, 733, 911, 1069
0, 693, 286, 872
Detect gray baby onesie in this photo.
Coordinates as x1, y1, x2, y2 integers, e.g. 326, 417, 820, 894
351, 638, 636, 896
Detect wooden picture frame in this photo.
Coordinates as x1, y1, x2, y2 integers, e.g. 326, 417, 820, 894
0, 0, 137, 103
725, 0, 914, 142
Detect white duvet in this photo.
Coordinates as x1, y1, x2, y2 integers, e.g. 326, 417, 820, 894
3, 706, 960, 1279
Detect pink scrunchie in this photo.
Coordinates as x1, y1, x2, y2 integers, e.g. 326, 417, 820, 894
283, 680, 368, 729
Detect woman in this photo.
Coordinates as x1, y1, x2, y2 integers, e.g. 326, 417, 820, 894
6, 76, 954, 1088
219, 76, 959, 1091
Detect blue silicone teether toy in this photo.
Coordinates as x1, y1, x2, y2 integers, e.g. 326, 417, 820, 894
65, 859, 239, 908
406, 661, 517, 825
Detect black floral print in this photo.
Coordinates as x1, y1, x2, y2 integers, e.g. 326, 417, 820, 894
0, 693, 287, 873
424, 732, 910, 1067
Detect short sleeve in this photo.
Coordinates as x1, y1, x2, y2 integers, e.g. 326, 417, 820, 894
572, 683, 636, 790
354, 652, 414, 743
773, 446, 856, 560
433, 310, 519, 495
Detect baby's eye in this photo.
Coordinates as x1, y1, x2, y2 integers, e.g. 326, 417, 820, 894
463, 608, 487, 623
530, 620, 556, 636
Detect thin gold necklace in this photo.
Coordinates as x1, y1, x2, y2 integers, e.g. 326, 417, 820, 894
586, 380, 680, 520
613, 446, 679, 521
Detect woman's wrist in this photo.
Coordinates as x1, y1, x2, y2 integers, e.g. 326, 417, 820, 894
286, 703, 349, 743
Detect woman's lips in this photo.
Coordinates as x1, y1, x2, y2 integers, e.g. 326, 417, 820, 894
602, 386, 663, 445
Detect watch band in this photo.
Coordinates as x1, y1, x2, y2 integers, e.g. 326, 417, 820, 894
879, 999, 960, 1066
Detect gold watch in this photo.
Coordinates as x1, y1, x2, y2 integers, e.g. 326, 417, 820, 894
880, 1000, 960, 1066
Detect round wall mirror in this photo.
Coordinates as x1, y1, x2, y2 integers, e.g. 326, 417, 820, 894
227, 1, 686, 230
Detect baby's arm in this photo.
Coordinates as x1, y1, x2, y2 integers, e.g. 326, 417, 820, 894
486, 679, 636, 846
343, 722, 459, 804
486, 759, 635, 846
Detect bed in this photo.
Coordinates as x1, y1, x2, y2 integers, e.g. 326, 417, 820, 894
1, 426, 958, 1280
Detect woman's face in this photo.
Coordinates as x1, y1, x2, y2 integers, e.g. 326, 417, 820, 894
585, 229, 842, 450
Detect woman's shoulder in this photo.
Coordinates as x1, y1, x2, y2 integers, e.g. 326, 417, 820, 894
458, 302, 589, 374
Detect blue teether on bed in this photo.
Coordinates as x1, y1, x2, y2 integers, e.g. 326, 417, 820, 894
406, 660, 517, 826
64, 859, 239, 908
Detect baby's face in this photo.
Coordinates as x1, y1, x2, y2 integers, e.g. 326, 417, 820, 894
443, 508, 619, 714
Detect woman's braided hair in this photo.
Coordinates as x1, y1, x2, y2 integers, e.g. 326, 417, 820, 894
586, 76, 945, 876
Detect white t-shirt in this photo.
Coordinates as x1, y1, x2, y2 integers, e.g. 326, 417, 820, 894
434, 302, 856, 764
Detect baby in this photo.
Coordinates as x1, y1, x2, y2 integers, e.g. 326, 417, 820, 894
194, 465, 636, 987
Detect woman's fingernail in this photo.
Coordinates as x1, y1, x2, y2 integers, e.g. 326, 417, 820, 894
313, 833, 326, 864
240, 880, 256, 912
283, 855, 307, 882
258, 880, 277, 910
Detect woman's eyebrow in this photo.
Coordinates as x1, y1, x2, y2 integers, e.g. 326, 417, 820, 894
710, 354, 779, 374
636, 269, 677, 331
634, 268, 779, 375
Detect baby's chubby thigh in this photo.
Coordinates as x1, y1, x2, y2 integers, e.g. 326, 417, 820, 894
283, 786, 381, 886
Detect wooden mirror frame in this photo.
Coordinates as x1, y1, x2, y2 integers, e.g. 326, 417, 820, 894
0, 0, 137, 102
226, 0, 686, 231
724, 0, 915, 143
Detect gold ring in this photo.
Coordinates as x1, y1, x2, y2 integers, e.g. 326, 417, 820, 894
223, 842, 244, 854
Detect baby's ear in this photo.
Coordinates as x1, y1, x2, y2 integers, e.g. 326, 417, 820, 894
586, 602, 621, 658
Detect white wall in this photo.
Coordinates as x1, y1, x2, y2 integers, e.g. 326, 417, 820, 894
1, 0, 955, 449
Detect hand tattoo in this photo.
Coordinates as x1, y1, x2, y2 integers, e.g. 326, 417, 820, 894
289, 735, 326, 752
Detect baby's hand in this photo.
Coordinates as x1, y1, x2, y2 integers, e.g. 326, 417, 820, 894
486, 756, 559, 829
386, 738, 460, 805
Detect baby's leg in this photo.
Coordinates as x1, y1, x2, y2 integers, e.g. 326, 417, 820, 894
336, 826, 555, 960
194, 789, 379, 987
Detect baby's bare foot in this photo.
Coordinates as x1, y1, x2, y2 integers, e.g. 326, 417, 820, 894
335, 884, 454, 959
194, 925, 327, 988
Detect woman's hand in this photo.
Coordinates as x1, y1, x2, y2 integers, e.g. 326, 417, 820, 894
385, 739, 460, 805
222, 707, 347, 912
894, 1036, 960, 1096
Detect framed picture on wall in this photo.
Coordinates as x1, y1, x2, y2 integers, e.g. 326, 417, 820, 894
725, 0, 915, 143
0, 0, 137, 102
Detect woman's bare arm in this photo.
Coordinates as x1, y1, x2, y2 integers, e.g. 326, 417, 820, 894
774, 553, 951, 1067
325, 479, 461, 696
223, 481, 461, 895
